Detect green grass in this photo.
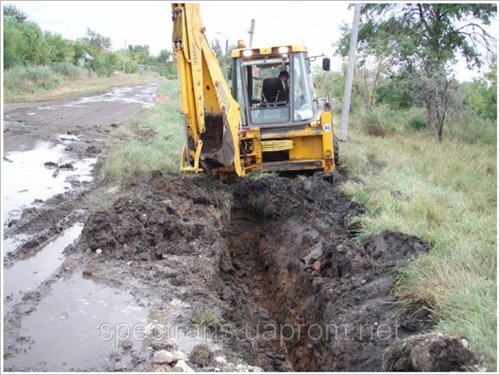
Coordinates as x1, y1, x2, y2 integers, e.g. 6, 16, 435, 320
189, 343, 214, 367
96, 80, 185, 184
49, 62, 86, 79
340, 119, 497, 369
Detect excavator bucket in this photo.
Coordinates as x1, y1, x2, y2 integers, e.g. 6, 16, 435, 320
199, 112, 235, 173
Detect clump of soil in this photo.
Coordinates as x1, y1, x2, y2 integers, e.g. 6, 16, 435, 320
72, 171, 476, 372
382, 332, 476, 371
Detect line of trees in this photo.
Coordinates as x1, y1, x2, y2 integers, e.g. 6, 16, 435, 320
331, 3, 497, 141
3, 4, 176, 78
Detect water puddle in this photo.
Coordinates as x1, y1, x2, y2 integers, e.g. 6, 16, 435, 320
4, 271, 212, 371
3, 223, 84, 313
2, 141, 96, 225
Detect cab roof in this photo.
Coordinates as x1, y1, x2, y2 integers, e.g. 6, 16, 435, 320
231, 44, 308, 59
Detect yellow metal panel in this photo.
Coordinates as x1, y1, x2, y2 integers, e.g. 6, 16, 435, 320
289, 136, 324, 160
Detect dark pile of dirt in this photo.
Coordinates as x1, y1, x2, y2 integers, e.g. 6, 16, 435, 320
74, 172, 231, 313
69, 171, 476, 372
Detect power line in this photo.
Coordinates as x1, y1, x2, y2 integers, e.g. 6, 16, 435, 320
261, 3, 301, 23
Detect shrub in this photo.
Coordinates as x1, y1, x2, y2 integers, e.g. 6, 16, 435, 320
3, 64, 60, 92
189, 344, 213, 367
50, 62, 85, 79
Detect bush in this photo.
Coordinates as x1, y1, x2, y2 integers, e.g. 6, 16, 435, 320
352, 105, 400, 137
445, 109, 497, 145
404, 108, 427, 131
94, 52, 120, 77
189, 344, 213, 367
3, 64, 60, 92
50, 62, 85, 79
352, 106, 430, 137
125, 59, 139, 74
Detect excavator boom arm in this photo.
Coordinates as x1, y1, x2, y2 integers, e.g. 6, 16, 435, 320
172, 3, 243, 176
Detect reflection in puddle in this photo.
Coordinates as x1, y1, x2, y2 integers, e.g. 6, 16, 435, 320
2, 141, 95, 225
3, 224, 84, 312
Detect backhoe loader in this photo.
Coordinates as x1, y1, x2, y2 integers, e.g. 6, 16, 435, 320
172, 3, 338, 179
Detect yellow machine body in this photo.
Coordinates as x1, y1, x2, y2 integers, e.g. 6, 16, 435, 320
172, 3, 338, 179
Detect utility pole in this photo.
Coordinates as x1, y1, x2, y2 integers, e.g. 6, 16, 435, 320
215, 31, 229, 56
123, 39, 126, 73
340, 3, 361, 141
248, 19, 255, 47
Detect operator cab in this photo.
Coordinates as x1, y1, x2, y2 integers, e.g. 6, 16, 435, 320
230, 44, 329, 129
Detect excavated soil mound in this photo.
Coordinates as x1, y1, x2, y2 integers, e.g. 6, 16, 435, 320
73, 171, 475, 372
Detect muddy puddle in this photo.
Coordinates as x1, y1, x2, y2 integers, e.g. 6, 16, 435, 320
4, 262, 217, 372
3, 140, 95, 226
3, 223, 83, 314
37, 83, 159, 110
5, 270, 148, 371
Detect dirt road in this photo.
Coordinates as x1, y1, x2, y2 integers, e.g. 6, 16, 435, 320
2, 84, 477, 372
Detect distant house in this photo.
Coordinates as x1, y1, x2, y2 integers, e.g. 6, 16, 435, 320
78, 51, 93, 68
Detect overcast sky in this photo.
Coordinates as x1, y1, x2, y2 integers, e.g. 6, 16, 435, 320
3, 1, 498, 81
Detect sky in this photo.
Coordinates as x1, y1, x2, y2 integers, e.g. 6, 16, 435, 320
3, 1, 498, 81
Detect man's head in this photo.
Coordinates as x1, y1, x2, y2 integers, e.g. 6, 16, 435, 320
279, 70, 289, 81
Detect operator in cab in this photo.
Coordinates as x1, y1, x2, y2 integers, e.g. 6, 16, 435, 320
278, 70, 290, 102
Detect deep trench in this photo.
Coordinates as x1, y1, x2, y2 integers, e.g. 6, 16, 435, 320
220, 201, 337, 371
216, 175, 436, 372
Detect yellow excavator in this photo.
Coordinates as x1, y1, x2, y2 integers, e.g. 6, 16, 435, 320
172, 3, 338, 179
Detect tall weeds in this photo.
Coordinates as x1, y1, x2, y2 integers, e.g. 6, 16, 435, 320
3, 65, 60, 94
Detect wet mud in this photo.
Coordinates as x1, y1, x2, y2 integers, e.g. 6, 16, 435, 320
2, 84, 478, 372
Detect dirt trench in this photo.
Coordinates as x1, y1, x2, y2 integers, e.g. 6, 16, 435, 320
63, 170, 477, 372
219, 174, 433, 371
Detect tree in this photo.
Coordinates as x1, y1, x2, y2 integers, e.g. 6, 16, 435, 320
211, 39, 224, 64
3, 17, 28, 68
459, 57, 498, 120
44, 31, 73, 63
126, 44, 156, 68
156, 49, 176, 78
82, 28, 112, 57
157, 49, 173, 64
94, 52, 120, 77
22, 20, 50, 65
342, 3, 497, 142
3, 4, 28, 22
